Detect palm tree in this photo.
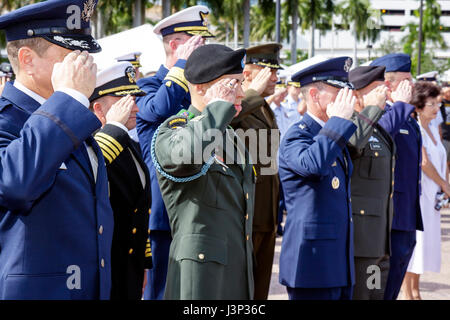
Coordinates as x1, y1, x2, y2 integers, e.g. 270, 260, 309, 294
298, 0, 334, 58
402, 0, 447, 76
337, 0, 381, 67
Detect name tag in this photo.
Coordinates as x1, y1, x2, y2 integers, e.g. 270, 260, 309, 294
369, 143, 382, 151
399, 129, 409, 135
59, 162, 67, 170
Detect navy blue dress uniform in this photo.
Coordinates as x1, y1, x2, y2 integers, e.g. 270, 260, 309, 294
90, 62, 152, 300
153, 45, 255, 299
0, 0, 113, 299
279, 57, 357, 300
370, 54, 424, 300
347, 66, 396, 300
134, 5, 214, 300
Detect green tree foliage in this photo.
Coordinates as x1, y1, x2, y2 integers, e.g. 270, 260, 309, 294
401, 0, 447, 76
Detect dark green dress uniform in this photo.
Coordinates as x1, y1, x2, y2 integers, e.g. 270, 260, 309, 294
347, 66, 397, 300
153, 101, 255, 300
348, 105, 395, 300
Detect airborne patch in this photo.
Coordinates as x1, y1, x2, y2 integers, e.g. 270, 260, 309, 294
168, 117, 188, 129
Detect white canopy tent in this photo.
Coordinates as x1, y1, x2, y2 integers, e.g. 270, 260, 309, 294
92, 24, 166, 75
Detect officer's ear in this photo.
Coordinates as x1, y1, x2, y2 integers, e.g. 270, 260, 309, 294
309, 87, 320, 103
17, 46, 35, 75
92, 101, 107, 126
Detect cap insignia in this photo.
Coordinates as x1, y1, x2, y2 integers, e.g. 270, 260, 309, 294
344, 58, 353, 72
126, 66, 136, 83
200, 12, 209, 27
82, 0, 96, 22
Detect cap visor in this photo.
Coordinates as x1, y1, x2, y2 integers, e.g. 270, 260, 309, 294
110, 88, 146, 97
324, 80, 354, 90
253, 62, 283, 70
185, 30, 215, 38
44, 34, 102, 53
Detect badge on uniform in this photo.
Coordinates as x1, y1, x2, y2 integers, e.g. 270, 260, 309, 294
331, 161, 337, 167
369, 142, 382, 151
168, 117, 187, 129
400, 129, 409, 135
299, 123, 307, 130
332, 176, 340, 189
368, 136, 379, 143
59, 162, 68, 170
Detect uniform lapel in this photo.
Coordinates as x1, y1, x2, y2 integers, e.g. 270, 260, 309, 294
71, 142, 95, 184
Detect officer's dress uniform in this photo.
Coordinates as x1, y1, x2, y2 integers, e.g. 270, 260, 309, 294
135, 5, 214, 299
232, 88, 280, 300
95, 123, 152, 300
348, 106, 395, 300
153, 102, 255, 299
0, 0, 113, 300
378, 100, 423, 300
0, 82, 113, 300
279, 112, 357, 299
230, 43, 282, 300
136, 61, 190, 300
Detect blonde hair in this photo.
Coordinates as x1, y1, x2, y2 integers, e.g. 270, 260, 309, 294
6, 37, 52, 73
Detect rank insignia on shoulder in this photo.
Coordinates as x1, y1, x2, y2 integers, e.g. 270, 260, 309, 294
168, 117, 188, 129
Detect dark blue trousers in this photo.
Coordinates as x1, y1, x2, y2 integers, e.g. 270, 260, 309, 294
287, 286, 353, 300
277, 184, 286, 234
143, 230, 172, 300
384, 230, 417, 300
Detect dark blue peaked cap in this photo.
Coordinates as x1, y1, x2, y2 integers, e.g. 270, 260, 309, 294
291, 56, 354, 89
370, 53, 411, 72
0, 0, 101, 53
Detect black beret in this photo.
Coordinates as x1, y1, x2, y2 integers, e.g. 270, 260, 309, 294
185, 44, 246, 84
349, 66, 386, 90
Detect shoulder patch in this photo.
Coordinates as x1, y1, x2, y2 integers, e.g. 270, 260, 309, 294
168, 117, 187, 129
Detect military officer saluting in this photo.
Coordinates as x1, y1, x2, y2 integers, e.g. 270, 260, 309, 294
370, 54, 424, 300
0, 0, 114, 299
152, 44, 255, 300
279, 57, 357, 300
89, 62, 152, 300
116, 52, 143, 80
347, 66, 394, 299
135, 5, 213, 300
232, 43, 282, 300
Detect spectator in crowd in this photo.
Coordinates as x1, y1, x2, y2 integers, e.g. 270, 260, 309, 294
402, 81, 450, 300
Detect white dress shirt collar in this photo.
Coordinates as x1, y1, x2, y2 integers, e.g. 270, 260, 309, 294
307, 111, 326, 128
14, 81, 46, 105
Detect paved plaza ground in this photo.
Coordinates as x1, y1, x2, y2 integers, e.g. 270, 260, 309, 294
268, 209, 450, 300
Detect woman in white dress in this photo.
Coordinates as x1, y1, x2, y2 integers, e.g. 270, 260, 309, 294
402, 81, 450, 300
